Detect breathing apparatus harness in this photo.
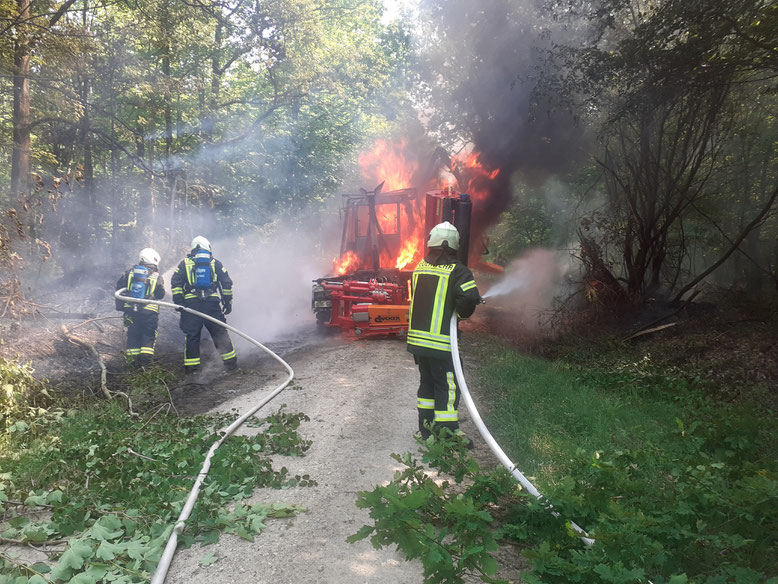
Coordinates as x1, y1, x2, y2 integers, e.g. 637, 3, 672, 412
188, 248, 216, 299
127, 264, 159, 312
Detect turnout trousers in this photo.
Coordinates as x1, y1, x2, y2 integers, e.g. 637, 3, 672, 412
416, 353, 461, 438
124, 311, 159, 366
179, 299, 237, 373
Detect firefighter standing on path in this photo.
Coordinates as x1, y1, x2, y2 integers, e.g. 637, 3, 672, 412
115, 248, 166, 368
407, 221, 481, 441
171, 236, 237, 375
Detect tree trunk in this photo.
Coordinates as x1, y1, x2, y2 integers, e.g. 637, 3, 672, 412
11, 0, 31, 195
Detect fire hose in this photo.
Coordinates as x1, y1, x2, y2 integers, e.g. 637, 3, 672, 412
113, 289, 295, 584
449, 312, 595, 546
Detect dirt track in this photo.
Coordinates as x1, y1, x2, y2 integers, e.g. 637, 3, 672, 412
166, 336, 426, 583
0, 287, 521, 584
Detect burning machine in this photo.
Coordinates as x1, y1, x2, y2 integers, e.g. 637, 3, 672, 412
312, 185, 476, 337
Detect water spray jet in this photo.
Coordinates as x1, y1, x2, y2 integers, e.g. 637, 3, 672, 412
482, 268, 534, 299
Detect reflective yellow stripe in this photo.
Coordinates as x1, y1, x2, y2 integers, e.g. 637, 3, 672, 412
220, 350, 236, 360
430, 274, 447, 336
140, 348, 155, 355
408, 329, 450, 344
407, 336, 451, 352
460, 280, 476, 291
171, 287, 184, 294
434, 411, 458, 422
414, 262, 456, 276
184, 357, 200, 366
184, 292, 219, 299
446, 372, 457, 412
417, 398, 435, 410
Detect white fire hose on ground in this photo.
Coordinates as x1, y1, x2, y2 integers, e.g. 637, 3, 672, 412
449, 313, 595, 546
113, 290, 295, 584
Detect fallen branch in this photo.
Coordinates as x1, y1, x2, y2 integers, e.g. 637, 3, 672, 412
68, 315, 122, 332
622, 288, 702, 341
624, 322, 678, 340
37, 312, 96, 320
60, 325, 111, 400
0, 535, 69, 546
127, 447, 158, 462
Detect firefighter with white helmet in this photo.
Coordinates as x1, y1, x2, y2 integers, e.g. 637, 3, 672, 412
115, 247, 166, 368
407, 221, 481, 443
170, 236, 237, 375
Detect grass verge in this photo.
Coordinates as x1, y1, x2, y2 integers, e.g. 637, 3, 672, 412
473, 338, 778, 583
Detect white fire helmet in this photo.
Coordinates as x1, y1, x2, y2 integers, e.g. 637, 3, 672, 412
191, 236, 211, 253
427, 221, 460, 250
138, 247, 161, 267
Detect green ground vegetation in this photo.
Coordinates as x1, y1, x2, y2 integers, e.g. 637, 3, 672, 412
351, 336, 778, 584
0, 357, 313, 582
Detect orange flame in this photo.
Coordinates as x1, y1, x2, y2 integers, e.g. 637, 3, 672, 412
331, 141, 501, 276
450, 150, 500, 200
395, 238, 420, 269
358, 139, 417, 191
333, 250, 360, 275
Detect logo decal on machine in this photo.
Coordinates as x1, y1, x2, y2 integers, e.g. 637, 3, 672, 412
374, 314, 401, 323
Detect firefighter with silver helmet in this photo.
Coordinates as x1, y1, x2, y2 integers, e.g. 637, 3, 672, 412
171, 236, 237, 375
115, 247, 166, 368
407, 221, 481, 442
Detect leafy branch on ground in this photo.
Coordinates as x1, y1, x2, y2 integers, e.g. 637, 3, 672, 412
0, 368, 315, 582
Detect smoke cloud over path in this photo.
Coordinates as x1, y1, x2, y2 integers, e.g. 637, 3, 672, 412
206, 228, 332, 353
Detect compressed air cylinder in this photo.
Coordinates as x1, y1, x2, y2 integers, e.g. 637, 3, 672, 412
453, 194, 472, 266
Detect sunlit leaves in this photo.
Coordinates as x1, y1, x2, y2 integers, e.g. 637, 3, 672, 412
0, 403, 314, 581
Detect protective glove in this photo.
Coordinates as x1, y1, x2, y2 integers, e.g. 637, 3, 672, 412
222, 300, 232, 315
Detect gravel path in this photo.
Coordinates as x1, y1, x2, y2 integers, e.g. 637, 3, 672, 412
165, 336, 426, 584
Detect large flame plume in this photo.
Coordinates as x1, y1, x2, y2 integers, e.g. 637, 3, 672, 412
332, 141, 500, 275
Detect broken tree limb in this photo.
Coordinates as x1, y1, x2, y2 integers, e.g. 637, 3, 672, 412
68, 315, 122, 332
60, 325, 111, 400
622, 288, 703, 341
624, 322, 678, 340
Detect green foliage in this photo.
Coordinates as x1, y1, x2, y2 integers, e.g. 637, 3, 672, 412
0, 357, 63, 449
351, 345, 778, 583
349, 434, 515, 584
0, 403, 314, 581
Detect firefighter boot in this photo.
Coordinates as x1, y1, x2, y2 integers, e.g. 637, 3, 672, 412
224, 357, 238, 373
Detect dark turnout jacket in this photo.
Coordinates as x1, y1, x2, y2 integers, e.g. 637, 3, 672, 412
406, 248, 480, 359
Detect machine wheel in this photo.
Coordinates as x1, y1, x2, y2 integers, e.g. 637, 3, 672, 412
315, 309, 332, 326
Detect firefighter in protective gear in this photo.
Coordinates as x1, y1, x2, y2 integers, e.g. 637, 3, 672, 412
171, 236, 237, 374
407, 222, 481, 440
115, 248, 166, 368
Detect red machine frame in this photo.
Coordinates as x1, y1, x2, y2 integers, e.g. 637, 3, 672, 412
312, 187, 487, 337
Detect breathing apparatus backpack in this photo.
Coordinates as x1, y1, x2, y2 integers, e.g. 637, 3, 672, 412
130, 265, 149, 299
192, 250, 214, 295
127, 265, 149, 312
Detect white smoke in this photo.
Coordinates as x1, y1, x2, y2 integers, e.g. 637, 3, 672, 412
479, 248, 561, 332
